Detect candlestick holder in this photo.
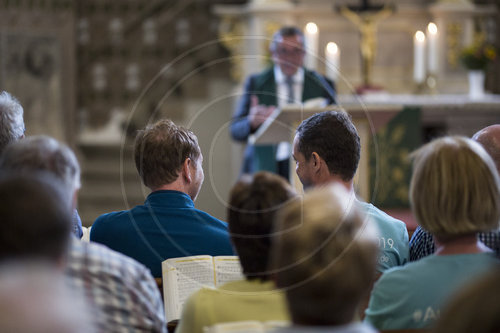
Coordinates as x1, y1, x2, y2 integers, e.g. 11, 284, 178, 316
414, 81, 427, 95
414, 73, 438, 95
426, 72, 438, 95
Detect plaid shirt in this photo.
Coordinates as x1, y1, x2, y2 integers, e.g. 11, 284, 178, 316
410, 226, 500, 261
66, 238, 167, 333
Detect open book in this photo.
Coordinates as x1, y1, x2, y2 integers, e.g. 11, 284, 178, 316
204, 320, 289, 333
162, 255, 243, 320
248, 99, 338, 145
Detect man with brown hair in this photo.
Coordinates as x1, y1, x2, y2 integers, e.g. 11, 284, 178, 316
90, 119, 234, 278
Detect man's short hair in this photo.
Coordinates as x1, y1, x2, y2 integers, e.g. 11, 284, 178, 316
228, 171, 296, 280
134, 119, 201, 189
272, 184, 378, 325
0, 136, 81, 197
410, 136, 500, 238
0, 173, 72, 263
296, 111, 360, 181
0, 91, 24, 154
269, 26, 305, 53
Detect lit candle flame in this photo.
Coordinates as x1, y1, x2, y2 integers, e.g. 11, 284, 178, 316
415, 31, 425, 42
326, 42, 338, 54
428, 22, 437, 35
305, 22, 318, 34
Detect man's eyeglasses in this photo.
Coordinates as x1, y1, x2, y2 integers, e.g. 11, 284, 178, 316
275, 48, 305, 56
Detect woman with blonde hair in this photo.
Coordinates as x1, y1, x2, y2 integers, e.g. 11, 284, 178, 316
365, 136, 500, 330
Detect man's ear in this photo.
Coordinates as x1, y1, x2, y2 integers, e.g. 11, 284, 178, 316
311, 152, 322, 170
182, 158, 193, 184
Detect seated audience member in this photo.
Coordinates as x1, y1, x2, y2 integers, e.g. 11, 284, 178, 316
271, 183, 379, 333
0, 90, 83, 238
176, 172, 296, 333
432, 267, 500, 333
410, 124, 500, 261
90, 119, 234, 278
0, 173, 93, 332
0, 91, 25, 153
0, 173, 71, 264
292, 110, 408, 272
0, 136, 167, 332
365, 136, 500, 330
0, 263, 93, 333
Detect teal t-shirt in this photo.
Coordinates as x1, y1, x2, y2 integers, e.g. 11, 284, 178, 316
359, 202, 409, 272
365, 252, 499, 330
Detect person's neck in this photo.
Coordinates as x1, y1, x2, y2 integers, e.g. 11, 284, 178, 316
316, 176, 354, 194
151, 179, 192, 199
434, 234, 492, 255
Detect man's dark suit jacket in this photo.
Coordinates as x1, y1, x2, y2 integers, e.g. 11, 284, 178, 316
230, 67, 336, 174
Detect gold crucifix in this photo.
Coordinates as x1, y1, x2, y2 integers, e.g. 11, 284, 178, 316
339, 2, 394, 89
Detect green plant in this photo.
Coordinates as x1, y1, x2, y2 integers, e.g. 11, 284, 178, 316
460, 42, 497, 70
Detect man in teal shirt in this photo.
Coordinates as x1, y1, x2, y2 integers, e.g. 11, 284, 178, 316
91, 119, 234, 278
292, 111, 409, 272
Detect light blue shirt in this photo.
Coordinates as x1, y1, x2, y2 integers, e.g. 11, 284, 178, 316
359, 202, 409, 272
365, 252, 499, 330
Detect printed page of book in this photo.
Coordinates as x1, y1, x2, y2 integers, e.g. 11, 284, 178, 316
213, 256, 244, 286
162, 255, 216, 320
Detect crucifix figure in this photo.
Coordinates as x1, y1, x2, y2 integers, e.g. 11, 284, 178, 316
339, 0, 394, 90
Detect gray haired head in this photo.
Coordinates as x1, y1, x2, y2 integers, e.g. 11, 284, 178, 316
269, 26, 305, 53
0, 91, 25, 154
0, 136, 81, 198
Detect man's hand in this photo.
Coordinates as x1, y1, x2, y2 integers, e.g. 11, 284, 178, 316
248, 95, 276, 130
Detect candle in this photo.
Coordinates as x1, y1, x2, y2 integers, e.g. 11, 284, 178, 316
304, 22, 318, 70
414, 31, 426, 83
325, 42, 340, 82
427, 22, 438, 74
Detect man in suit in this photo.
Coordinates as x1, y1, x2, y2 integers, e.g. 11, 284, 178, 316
231, 26, 336, 179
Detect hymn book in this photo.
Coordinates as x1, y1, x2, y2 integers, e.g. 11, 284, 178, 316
162, 255, 243, 320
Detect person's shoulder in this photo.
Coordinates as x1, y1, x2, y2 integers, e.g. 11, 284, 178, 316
361, 202, 407, 231
69, 239, 151, 278
251, 67, 274, 86
192, 208, 229, 230
375, 259, 426, 291
92, 209, 131, 226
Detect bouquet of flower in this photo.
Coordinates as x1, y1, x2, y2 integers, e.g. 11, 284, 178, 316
460, 42, 497, 70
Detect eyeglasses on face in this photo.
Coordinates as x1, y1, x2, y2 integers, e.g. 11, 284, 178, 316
275, 48, 305, 56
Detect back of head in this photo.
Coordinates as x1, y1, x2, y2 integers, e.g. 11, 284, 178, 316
134, 119, 201, 189
296, 111, 360, 181
433, 268, 500, 333
473, 124, 500, 174
0, 263, 93, 333
0, 135, 81, 198
272, 183, 378, 325
0, 173, 71, 263
0, 91, 24, 154
410, 136, 500, 238
228, 171, 297, 280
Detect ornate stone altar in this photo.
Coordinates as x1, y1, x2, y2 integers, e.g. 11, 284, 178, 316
214, 0, 497, 95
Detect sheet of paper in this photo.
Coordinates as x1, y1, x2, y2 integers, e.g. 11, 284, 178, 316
213, 256, 244, 286
162, 255, 215, 320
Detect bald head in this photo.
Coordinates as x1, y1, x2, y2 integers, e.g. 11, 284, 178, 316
473, 125, 500, 174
